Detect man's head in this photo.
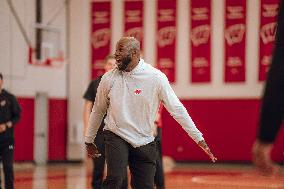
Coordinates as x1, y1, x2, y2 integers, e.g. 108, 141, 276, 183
0, 73, 3, 90
114, 37, 140, 71
104, 55, 116, 72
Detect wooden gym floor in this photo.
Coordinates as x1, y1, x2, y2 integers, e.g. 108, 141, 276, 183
3, 159, 284, 189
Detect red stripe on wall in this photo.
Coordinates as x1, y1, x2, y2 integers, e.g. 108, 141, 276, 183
48, 99, 67, 161
15, 98, 283, 162
162, 99, 284, 162
14, 98, 35, 161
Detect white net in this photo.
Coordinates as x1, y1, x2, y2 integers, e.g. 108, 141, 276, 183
36, 24, 62, 61
30, 24, 64, 66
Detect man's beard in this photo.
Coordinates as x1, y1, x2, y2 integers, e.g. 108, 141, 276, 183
117, 55, 131, 71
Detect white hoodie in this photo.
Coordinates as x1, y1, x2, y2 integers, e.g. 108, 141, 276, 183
85, 59, 204, 147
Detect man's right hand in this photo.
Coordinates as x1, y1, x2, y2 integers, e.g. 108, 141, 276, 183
85, 142, 101, 158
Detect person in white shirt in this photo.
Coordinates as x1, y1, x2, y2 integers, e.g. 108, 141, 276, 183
85, 37, 216, 189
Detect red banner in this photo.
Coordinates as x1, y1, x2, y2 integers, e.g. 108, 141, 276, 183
190, 0, 211, 83
124, 0, 144, 51
90, 1, 111, 79
259, 0, 279, 81
224, 0, 246, 82
157, 0, 176, 83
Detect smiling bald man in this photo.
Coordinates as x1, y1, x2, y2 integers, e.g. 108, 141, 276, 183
85, 37, 216, 189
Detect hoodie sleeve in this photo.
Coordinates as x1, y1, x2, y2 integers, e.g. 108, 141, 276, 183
158, 72, 204, 143
84, 74, 110, 143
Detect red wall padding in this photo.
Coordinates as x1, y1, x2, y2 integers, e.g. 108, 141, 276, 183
14, 98, 67, 161
14, 98, 35, 161
162, 99, 284, 162
48, 99, 67, 161
14, 98, 283, 162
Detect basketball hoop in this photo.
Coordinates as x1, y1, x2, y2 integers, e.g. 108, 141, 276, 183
29, 24, 65, 68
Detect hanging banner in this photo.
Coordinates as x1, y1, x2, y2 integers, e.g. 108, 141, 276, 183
190, 0, 211, 83
90, 1, 111, 79
224, 0, 246, 82
124, 0, 144, 51
157, 0, 176, 83
259, 0, 279, 81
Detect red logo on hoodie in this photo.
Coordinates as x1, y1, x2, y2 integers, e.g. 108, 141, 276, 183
134, 89, 142, 95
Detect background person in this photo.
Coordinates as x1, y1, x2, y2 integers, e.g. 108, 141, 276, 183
252, 0, 284, 176
0, 73, 21, 189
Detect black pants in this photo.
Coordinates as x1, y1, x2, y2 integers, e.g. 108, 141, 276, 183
258, 0, 284, 143
0, 141, 14, 189
103, 130, 157, 189
92, 129, 128, 189
154, 127, 165, 189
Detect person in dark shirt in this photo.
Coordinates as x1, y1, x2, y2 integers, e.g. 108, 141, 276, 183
252, 0, 284, 176
83, 55, 128, 189
154, 105, 165, 189
0, 73, 21, 189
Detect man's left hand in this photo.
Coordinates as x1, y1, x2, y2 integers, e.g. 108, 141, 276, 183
198, 140, 217, 162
